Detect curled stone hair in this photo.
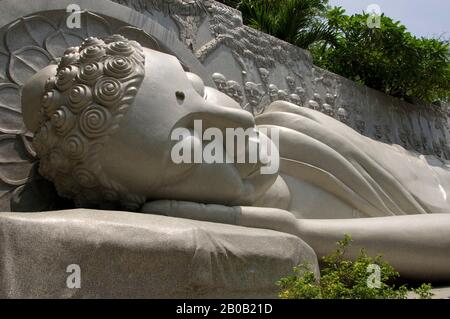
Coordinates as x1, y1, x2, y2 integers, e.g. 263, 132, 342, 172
34, 35, 146, 210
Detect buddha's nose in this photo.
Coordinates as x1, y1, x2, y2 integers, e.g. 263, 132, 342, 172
183, 101, 256, 133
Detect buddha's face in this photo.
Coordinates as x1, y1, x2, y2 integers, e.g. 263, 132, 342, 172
98, 48, 277, 206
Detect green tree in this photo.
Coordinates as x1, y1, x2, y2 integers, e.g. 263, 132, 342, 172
217, 0, 337, 49
311, 8, 450, 103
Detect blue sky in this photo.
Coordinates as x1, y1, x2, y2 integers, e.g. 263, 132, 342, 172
329, 0, 449, 39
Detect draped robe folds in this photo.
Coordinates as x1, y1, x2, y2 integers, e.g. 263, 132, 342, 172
255, 101, 450, 218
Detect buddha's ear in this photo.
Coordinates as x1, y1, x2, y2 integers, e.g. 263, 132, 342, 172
21, 64, 58, 134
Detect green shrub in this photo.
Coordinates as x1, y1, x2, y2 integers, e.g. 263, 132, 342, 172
277, 235, 434, 299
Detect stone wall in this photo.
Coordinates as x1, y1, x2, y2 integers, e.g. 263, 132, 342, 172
114, 0, 450, 158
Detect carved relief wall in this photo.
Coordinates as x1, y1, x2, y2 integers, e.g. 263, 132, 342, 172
114, 0, 450, 159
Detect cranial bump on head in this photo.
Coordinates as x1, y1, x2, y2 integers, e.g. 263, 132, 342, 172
32, 35, 146, 209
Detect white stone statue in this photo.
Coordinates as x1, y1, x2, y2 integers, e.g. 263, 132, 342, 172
21, 35, 450, 282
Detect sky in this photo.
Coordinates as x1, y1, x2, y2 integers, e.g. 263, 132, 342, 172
328, 0, 449, 39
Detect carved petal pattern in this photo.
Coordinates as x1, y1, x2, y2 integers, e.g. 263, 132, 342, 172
0, 84, 25, 134
45, 30, 84, 58
117, 26, 161, 51
0, 51, 9, 82
0, 134, 33, 186
9, 46, 52, 86
0, 182, 15, 211
60, 11, 112, 39
5, 15, 57, 53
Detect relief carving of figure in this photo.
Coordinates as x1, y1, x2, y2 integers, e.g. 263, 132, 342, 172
277, 89, 289, 102
383, 125, 392, 143
422, 134, 429, 153
268, 84, 279, 103
355, 114, 366, 134
307, 93, 321, 111
323, 103, 335, 117
325, 92, 337, 106
288, 94, 301, 106
374, 125, 383, 141
212, 72, 227, 93
440, 138, 450, 159
411, 133, 422, 152
321, 93, 337, 116
285, 75, 296, 93
337, 107, 350, 124
294, 86, 307, 106
399, 128, 410, 148
259, 68, 270, 88
243, 81, 263, 115
433, 140, 442, 157
225, 80, 244, 105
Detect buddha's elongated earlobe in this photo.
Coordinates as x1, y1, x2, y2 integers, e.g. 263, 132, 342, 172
21, 64, 58, 134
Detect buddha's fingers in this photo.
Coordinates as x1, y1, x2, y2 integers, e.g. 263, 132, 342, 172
141, 200, 300, 236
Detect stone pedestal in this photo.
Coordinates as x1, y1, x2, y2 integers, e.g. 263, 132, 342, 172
0, 210, 318, 298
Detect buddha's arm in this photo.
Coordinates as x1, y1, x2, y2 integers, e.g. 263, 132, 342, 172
142, 200, 450, 281
256, 101, 450, 216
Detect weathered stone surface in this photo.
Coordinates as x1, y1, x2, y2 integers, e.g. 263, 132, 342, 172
0, 209, 318, 298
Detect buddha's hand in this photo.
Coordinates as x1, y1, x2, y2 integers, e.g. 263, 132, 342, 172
141, 200, 299, 236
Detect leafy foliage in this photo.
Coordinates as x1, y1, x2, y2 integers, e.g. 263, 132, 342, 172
277, 235, 434, 299
311, 8, 450, 103
217, 0, 336, 49
216, 1, 449, 104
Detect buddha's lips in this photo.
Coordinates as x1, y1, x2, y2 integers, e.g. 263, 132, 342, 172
172, 128, 267, 179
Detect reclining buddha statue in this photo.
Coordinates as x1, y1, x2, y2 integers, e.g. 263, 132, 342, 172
21, 35, 450, 281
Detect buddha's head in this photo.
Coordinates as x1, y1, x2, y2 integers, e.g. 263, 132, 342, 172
22, 35, 278, 210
